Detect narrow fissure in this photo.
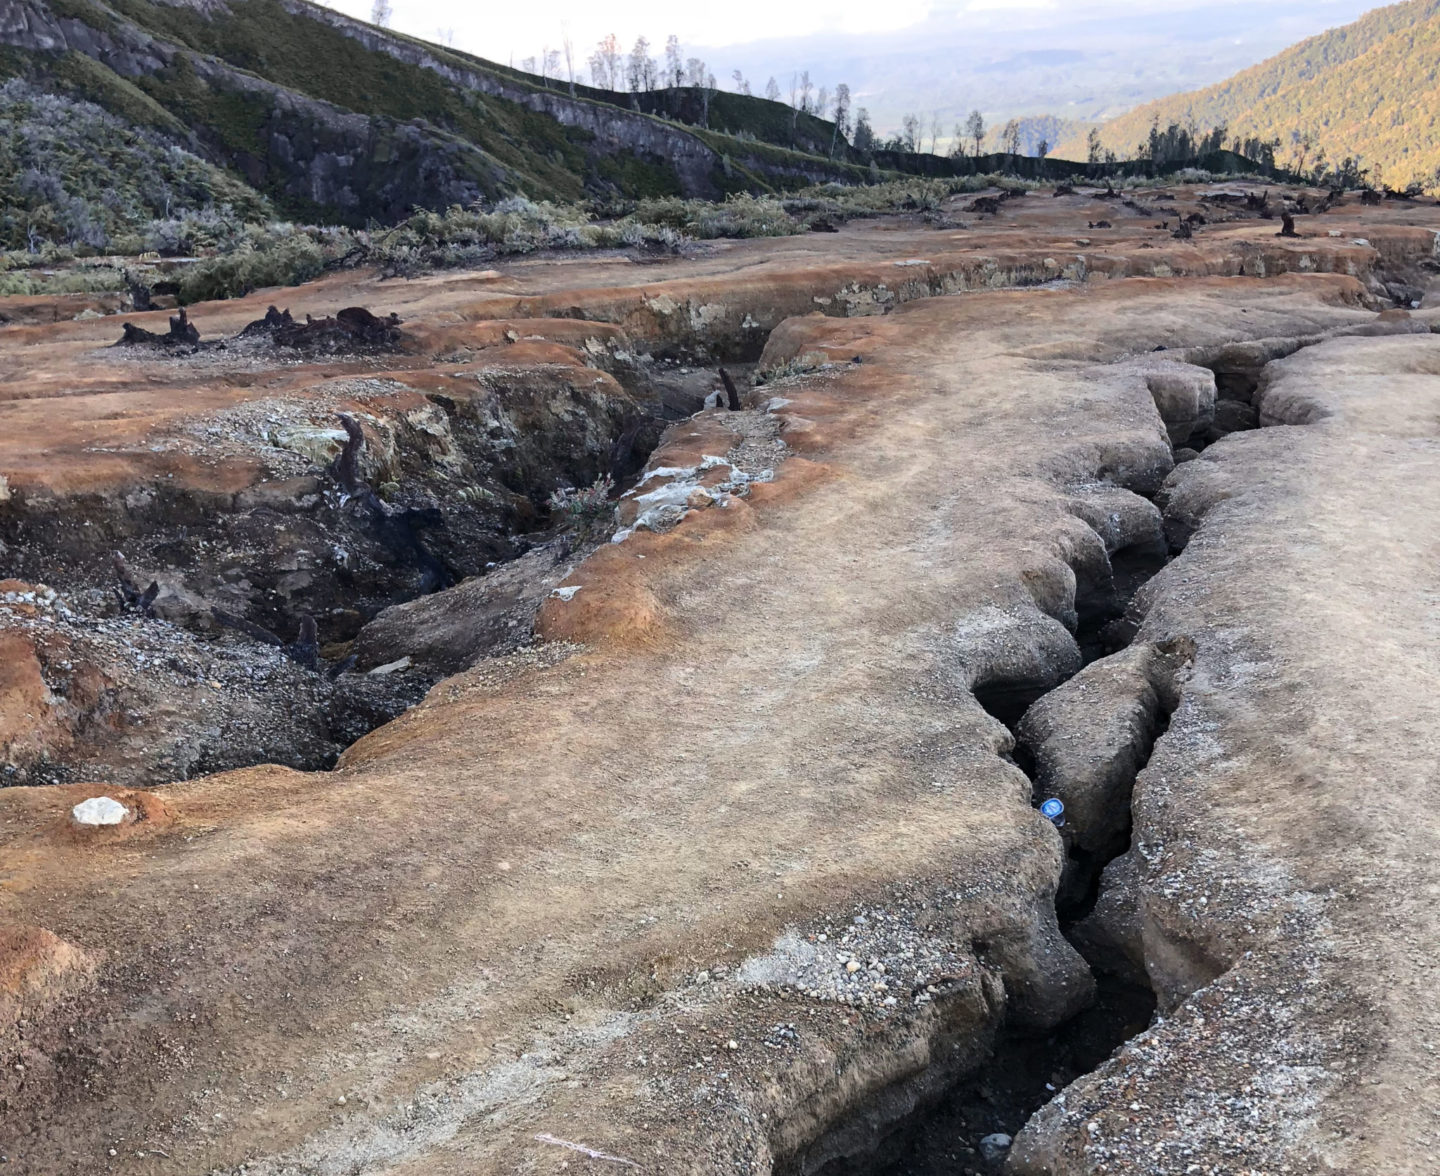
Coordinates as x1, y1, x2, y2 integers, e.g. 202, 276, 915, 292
835, 501, 1177, 1174
1074, 537, 1170, 664
851, 976, 1157, 1176
810, 334, 1347, 1174
971, 679, 1055, 734
1186, 361, 1260, 454
817, 386, 1226, 1173
1053, 698, 1172, 927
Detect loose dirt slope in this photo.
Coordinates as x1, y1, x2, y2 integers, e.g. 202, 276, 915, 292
1, 187, 1439, 1175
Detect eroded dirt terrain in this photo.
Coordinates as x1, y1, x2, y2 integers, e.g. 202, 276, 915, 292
2, 184, 1440, 1175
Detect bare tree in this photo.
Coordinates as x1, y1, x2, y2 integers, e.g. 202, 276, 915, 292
965, 109, 986, 158
799, 70, 814, 114
664, 35, 683, 87
1002, 119, 1021, 156
628, 37, 656, 91
696, 68, 718, 127
853, 107, 874, 153
929, 112, 941, 155
901, 113, 920, 153
590, 34, 622, 89
435, 26, 454, 45
765, 76, 781, 102
829, 83, 852, 156
1290, 129, 1316, 176
816, 86, 829, 122
370, 0, 391, 27
562, 33, 575, 95
1087, 127, 1102, 164
1036, 138, 1049, 159
521, 55, 536, 74
542, 48, 560, 83
601, 34, 622, 89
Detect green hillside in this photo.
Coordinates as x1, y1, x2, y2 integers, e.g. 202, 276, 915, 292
0, 0, 874, 233
1056, 0, 1440, 188
0, 77, 272, 252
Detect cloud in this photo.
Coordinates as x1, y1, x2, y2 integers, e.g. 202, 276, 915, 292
317, 0, 1379, 89
320, 0, 936, 59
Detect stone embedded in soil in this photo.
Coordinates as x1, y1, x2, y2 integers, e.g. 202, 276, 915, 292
69, 796, 128, 826
978, 1132, 1013, 1162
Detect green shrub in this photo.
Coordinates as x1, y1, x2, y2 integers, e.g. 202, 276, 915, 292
0, 78, 271, 253
547, 475, 617, 539
629, 193, 802, 238
176, 232, 327, 302
0, 267, 126, 296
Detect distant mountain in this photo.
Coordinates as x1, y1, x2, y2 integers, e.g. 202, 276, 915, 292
1058, 0, 1440, 186
685, 0, 1380, 148
0, 0, 871, 233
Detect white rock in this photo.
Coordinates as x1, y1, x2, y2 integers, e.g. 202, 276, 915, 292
368, 656, 412, 675
71, 796, 128, 827
269, 424, 349, 466
978, 1133, 1013, 1162
550, 586, 582, 601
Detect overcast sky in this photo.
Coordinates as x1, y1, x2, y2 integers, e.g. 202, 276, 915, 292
319, 0, 1382, 66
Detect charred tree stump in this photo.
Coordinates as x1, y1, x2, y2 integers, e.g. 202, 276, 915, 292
330, 415, 367, 498
719, 368, 742, 411
115, 307, 200, 348
287, 615, 320, 670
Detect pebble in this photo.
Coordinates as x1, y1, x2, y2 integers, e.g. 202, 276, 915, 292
978, 1133, 1013, 1162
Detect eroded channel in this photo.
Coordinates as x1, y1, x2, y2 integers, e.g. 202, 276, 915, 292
800, 331, 1338, 1175
0, 302, 778, 787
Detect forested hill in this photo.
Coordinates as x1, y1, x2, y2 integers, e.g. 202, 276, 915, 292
1056, 0, 1440, 188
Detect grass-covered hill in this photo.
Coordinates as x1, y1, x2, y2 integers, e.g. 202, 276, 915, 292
1058, 0, 1440, 188
0, 0, 875, 232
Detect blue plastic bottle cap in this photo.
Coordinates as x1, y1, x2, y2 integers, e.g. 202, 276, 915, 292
1040, 798, 1065, 820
